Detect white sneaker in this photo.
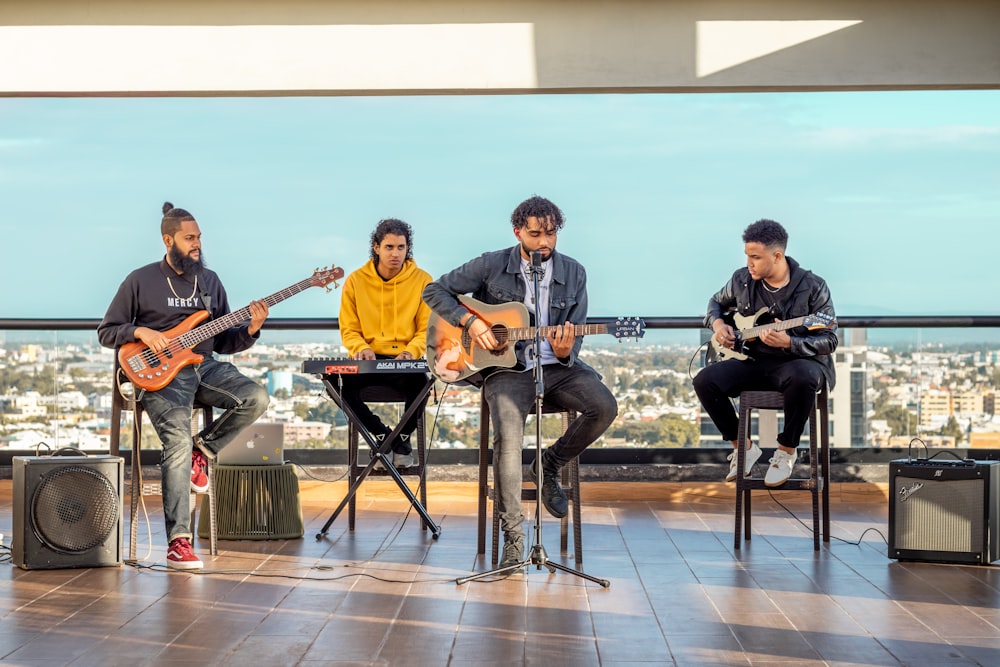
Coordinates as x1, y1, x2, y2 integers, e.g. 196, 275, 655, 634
764, 448, 798, 487
393, 451, 415, 468
725, 443, 762, 482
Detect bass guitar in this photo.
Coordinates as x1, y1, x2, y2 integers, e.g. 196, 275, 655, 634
426, 295, 645, 383
119, 264, 344, 391
709, 307, 836, 362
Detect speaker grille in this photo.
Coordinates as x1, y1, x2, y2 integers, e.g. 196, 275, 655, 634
199, 464, 303, 540
893, 476, 984, 553
31, 465, 121, 554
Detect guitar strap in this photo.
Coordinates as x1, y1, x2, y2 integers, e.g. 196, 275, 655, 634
199, 285, 212, 315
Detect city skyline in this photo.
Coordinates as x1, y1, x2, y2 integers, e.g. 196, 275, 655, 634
2, 89, 998, 321
4, 334, 1000, 451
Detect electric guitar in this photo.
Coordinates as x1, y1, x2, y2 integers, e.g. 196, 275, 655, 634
426, 295, 645, 383
119, 264, 344, 392
708, 307, 836, 362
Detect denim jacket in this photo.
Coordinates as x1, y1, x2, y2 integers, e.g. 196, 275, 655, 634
422, 245, 588, 369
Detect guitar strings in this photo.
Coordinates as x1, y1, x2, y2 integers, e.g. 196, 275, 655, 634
131, 271, 343, 373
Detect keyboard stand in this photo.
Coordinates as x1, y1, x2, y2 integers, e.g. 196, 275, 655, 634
315, 374, 441, 540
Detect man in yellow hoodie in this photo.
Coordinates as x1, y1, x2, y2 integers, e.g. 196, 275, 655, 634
338, 218, 432, 467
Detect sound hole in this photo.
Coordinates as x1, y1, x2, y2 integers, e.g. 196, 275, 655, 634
30, 466, 120, 554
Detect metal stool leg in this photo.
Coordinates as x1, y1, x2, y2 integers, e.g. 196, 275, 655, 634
734, 389, 829, 551
483, 401, 583, 566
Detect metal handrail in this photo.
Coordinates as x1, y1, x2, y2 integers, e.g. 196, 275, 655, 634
5, 315, 1000, 331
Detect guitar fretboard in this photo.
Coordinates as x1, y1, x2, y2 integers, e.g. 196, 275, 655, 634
503, 323, 612, 342
174, 277, 318, 349
738, 315, 809, 340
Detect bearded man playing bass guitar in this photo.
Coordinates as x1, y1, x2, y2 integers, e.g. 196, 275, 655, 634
693, 219, 838, 488
98, 202, 270, 570
422, 195, 618, 571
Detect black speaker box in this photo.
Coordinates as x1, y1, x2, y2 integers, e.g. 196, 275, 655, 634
12, 455, 124, 570
889, 458, 999, 565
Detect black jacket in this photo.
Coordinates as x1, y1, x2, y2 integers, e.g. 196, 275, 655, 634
704, 256, 838, 389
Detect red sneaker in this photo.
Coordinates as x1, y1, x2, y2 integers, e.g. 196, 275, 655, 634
166, 537, 203, 570
190, 449, 209, 494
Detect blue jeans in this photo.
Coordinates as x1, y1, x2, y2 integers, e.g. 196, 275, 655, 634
140, 357, 269, 542
483, 363, 618, 540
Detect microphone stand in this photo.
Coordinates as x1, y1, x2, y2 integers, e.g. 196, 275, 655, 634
457, 251, 610, 587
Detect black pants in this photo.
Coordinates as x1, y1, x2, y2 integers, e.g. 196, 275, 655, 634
336, 372, 429, 454
693, 357, 826, 448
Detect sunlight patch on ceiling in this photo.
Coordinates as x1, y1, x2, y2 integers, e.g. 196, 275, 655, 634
0, 24, 539, 92
697, 20, 863, 78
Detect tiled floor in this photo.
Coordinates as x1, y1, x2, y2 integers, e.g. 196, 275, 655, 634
0, 478, 998, 666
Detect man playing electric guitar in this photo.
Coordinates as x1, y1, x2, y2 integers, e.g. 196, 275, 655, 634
693, 219, 838, 487
422, 195, 618, 571
98, 202, 270, 570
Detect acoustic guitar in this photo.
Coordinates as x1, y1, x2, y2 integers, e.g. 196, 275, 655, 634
426, 295, 645, 383
119, 264, 344, 391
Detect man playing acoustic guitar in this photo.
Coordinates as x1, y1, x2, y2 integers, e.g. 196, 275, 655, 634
422, 195, 618, 570
98, 202, 270, 570
693, 219, 838, 487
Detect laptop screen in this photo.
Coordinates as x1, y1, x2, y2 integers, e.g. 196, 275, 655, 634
216, 422, 284, 465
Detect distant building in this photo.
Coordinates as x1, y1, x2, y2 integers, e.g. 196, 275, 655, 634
283, 420, 331, 444
267, 370, 294, 396
832, 344, 871, 447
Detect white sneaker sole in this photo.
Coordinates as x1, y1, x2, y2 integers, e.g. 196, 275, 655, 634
764, 473, 792, 488
167, 559, 204, 570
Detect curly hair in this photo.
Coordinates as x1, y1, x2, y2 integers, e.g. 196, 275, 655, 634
160, 201, 196, 236
369, 218, 414, 264
510, 195, 565, 232
742, 218, 788, 251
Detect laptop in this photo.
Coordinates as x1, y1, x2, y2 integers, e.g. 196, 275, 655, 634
216, 422, 285, 465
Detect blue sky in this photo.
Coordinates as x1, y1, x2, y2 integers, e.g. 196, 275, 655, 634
1, 90, 998, 322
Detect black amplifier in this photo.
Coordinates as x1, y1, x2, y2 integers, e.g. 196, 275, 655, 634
888, 458, 999, 564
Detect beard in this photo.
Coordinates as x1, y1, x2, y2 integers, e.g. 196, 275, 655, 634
168, 244, 205, 276
520, 242, 553, 263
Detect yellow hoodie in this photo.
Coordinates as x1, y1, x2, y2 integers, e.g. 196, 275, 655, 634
339, 258, 432, 359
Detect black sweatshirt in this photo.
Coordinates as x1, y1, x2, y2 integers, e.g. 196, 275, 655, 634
98, 258, 258, 357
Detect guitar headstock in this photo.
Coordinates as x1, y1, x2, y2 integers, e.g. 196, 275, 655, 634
611, 316, 646, 341
310, 264, 346, 291
803, 313, 836, 329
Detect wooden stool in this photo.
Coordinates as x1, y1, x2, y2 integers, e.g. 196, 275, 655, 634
110, 358, 219, 558
346, 385, 431, 531
734, 386, 830, 550
477, 397, 583, 568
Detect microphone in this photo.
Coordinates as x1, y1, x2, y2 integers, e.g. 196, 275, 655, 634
530, 250, 545, 274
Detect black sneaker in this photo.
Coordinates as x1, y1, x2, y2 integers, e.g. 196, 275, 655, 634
527, 461, 569, 519
369, 434, 387, 469
393, 433, 415, 468
499, 537, 524, 571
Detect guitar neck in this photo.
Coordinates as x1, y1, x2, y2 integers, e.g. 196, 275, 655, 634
507, 323, 611, 341
174, 277, 316, 349
740, 315, 808, 339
